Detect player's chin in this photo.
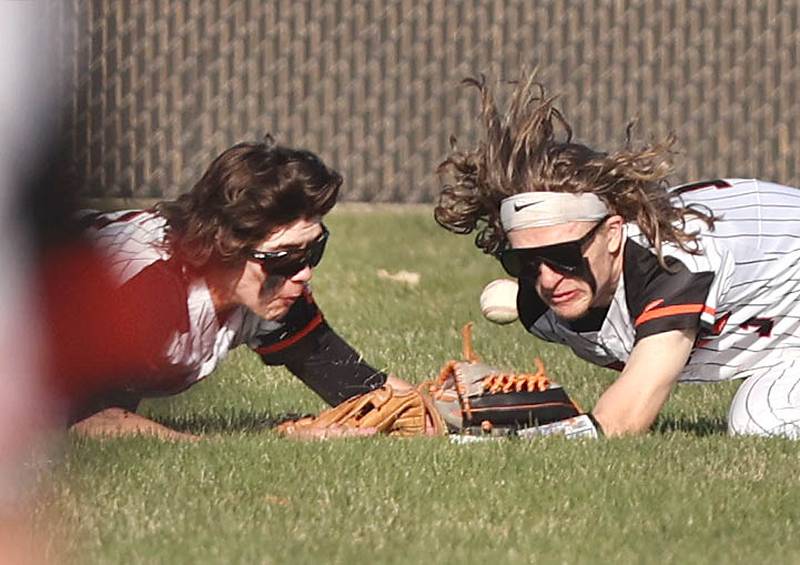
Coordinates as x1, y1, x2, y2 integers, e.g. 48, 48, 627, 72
546, 295, 592, 321
254, 300, 294, 321
551, 307, 587, 321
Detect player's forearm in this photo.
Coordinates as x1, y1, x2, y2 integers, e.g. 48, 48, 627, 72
276, 322, 388, 405
592, 380, 672, 436
591, 329, 696, 436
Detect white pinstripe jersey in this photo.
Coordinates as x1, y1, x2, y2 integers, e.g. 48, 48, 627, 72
518, 178, 800, 382
82, 209, 322, 393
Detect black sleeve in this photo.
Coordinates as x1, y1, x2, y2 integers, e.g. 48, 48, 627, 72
260, 322, 387, 406
624, 240, 715, 342
252, 293, 387, 406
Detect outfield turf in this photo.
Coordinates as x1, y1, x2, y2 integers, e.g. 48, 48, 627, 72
41, 208, 800, 564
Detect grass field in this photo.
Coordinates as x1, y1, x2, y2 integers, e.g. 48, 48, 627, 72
40, 208, 800, 564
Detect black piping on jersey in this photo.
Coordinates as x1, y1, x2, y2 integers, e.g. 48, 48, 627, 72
730, 275, 800, 291
694, 342, 800, 355
690, 191, 800, 204
623, 239, 715, 342
749, 190, 800, 202
685, 359, 770, 369
706, 205, 800, 215
700, 231, 800, 240
671, 179, 732, 194
788, 376, 800, 399
679, 358, 795, 381
734, 257, 779, 266
683, 202, 752, 211
727, 288, 800, 308
727, 216, 800, 223
80, 209, 149, 231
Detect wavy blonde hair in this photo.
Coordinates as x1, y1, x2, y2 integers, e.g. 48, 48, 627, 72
434, 73, 714, 264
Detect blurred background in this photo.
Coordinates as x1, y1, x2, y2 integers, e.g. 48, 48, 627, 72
52, 0, 800, 204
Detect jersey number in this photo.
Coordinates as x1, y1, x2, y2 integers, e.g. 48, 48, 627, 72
739, 317, 774, 338
698, 312, 774, 346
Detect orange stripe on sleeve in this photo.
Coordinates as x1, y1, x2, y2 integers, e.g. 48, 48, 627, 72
255, 311, 324, 356
634, 304, 715, 327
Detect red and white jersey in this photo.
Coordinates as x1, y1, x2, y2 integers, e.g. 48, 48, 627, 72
519, 178, 800, 382
82, 209, 323, 394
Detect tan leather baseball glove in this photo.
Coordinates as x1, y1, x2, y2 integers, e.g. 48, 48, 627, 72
275, 383, 446, 438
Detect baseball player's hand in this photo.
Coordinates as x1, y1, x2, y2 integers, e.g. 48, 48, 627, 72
387, 374, 440, 433
70, 408, 200, 442
385, 374, 414, 391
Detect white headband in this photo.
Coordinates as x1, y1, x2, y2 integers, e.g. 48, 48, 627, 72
500, 192, 609, 231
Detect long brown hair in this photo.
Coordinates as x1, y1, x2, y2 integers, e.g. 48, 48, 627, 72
434, 73, 714, 263
156, 137, 341, 271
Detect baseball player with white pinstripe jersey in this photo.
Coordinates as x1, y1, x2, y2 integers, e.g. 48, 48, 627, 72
71, 139, 412, 440
435, 73, 800, 438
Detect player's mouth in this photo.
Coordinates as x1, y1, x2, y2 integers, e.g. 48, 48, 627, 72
547, 289, 580, 305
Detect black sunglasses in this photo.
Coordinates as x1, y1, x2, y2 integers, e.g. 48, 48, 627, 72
248, 224, 329, 277
500, 217, 609, 279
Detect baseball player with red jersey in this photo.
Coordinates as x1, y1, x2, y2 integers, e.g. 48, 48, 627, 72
435, 73, 800, 438
71, 138, 411, 440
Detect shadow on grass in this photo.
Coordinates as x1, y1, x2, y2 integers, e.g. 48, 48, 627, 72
154, 411, 314, 435
156, 411, 729, 437
653, 415, 727, 436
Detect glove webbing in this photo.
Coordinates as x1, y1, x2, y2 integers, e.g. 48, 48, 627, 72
482, 359, 549, 394
431, 323, 550, 420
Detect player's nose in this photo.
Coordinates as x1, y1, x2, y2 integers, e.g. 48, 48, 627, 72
291, 264, 313, 283
537, 262, 563, 288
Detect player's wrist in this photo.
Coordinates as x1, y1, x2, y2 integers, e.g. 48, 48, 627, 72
385, 374, 412, 391
586, 412, 605, 437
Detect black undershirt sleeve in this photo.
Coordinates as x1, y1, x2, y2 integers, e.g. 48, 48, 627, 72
253, 291, 388, 405
257, 316, 388, 406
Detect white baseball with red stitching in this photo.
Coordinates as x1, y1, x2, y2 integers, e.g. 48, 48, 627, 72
480, 278, 519, 325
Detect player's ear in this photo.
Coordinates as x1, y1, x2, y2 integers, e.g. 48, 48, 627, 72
604, 215, 624, 254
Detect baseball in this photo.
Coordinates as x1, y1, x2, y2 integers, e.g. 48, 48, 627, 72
479, 278, 519, 325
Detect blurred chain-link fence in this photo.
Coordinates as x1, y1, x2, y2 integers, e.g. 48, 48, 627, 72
56, 1, 800, 202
